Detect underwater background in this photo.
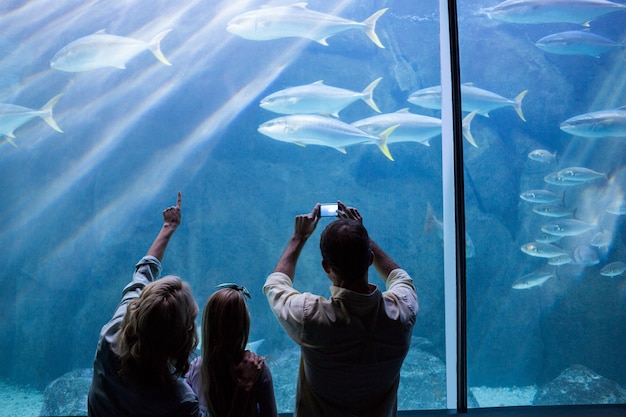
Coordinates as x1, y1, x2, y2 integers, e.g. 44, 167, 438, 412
1, 0, 625, 414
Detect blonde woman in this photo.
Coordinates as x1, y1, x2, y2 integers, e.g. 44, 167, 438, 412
88, 192, 202, 417
186, 285, 277, 417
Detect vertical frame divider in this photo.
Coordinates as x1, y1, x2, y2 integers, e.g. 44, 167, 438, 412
439, 0, 467, 412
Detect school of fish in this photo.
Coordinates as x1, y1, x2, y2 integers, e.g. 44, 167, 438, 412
2, 2, 625, 291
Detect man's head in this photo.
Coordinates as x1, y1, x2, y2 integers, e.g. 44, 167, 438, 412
320, 218, 372, 284
118, 275, 198, 385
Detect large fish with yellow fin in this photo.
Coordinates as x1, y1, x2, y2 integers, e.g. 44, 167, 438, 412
408, 84, 527, 122
484, 0, 626, 25
258, 114, 395, 160
51, 29, 172, 72
560, 107, 626, 138
227, 3, 388, 48
260, 78, 382, 117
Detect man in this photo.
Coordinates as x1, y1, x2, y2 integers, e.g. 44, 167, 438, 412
263, 201, 418, 417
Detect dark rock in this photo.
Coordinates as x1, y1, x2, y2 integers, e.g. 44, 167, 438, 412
39, 368, 92, 416
533, 364, 626, 405
399, 345, 478, 409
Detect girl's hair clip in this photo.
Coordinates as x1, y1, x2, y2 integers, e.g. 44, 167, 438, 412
215, 282, 251, 299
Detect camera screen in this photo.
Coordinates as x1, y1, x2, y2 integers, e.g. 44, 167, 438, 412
320, 204, 338, 217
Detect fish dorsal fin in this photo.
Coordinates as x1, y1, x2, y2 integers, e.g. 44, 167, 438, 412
95, 29, 107, 34
395, 108, 411, 113
316, 36, 330, 46
312, 80, 325, 85
292, 2, 308, 8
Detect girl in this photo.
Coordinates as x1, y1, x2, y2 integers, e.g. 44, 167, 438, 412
186, 285, 277, 417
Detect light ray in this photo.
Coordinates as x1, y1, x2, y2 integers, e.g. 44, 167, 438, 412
8, 0, 359, 270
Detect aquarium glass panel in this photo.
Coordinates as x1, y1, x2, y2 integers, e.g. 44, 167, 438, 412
0, 1, 449, 415
458, 0, 626, 408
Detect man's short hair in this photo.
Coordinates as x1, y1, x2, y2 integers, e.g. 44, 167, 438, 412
320, 218, 371, 281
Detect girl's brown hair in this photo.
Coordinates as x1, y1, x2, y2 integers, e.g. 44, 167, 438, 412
200, 288, 250, 417
117, 275, 198, 385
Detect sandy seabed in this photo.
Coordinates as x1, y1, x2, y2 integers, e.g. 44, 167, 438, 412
0, 380, 43, 417
471, 385, 537, 407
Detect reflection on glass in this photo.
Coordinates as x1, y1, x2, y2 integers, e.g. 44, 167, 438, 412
457, 0, 626, 408
4, 0, 622, 414
0, 1, 447, 415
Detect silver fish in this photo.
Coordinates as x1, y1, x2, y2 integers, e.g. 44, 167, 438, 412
600, 261, 626, 277
227, 4, 388, 48
541, 219, 596, 236
51, 29, 171, 72
543, 172, 584, 187
424, 202, 476, 258
521, 242, 568, 258
512, 271, 555, 289
528, 149, 557, 164
257, 114, 395, 160
532, 204, 574, 218
548, 254, 572, 266
520, 189, 560, 203
352, 108, 440, 147
484, 0, 626, 25
560, 107, 626, 138
352, 109, 478, 148
407, 84, 527, 121
556, 167, 606, 182
0, 94, 63, 147
535, 30, 625, 57
535, 232, 562, 244
260, 78, 382, 117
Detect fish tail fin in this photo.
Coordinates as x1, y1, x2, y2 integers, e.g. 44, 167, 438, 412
377, 124, 397, 161
39, 94, 64, 133
361, 77, 382, 113
462, 110, 478, 148
149, 29, 173, 66
514, 90, 528, 122
362, 8, 388, 49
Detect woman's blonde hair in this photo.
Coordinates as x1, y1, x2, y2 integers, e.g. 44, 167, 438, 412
200, 288, 250, 417
118, 275, 198, 385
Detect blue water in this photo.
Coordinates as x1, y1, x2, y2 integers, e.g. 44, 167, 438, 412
1, 0, 625, 413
